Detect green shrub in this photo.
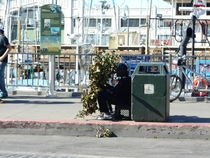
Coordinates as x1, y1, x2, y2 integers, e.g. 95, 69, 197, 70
76, 51, 120, 118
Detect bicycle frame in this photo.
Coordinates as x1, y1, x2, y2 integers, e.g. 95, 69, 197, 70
178, 65, 209, 91
170, 61, 210, 102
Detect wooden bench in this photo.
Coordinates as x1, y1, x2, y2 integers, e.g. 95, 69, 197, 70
114, 105, 131, 120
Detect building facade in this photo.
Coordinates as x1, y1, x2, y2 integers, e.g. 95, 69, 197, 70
0, 0, 210, 48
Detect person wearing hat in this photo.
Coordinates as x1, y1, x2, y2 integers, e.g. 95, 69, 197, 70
96, 63, 131, 120
0, 25, 12, 103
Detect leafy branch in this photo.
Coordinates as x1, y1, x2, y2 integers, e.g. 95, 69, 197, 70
76, 51, 120, 118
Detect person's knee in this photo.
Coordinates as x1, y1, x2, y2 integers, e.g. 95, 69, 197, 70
98, 89, 105, 96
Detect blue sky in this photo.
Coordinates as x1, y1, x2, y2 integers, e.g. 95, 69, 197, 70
89, 0, 171, 8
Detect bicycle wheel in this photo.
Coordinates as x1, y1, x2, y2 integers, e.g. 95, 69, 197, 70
170, 75, 182, 102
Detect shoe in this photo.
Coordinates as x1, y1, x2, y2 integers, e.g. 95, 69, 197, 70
97, 113, 112, 120
0, 99, 3, 103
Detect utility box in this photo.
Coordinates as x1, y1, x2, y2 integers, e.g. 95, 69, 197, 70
131, 62, 170, 122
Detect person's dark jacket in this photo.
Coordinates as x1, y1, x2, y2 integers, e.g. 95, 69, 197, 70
0, 35, 10, 63
101, 76, 131, 106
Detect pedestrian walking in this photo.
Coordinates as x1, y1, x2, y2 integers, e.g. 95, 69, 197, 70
0, 25, 12, 103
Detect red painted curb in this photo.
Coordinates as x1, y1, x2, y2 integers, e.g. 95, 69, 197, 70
1, 119, 210, 128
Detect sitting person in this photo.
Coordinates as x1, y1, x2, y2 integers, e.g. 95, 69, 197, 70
97, 63, 131, 120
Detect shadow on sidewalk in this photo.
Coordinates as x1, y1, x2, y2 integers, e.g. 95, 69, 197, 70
2, 100, 80, 105
6, 96, 81, 99
168, 115, 210, 123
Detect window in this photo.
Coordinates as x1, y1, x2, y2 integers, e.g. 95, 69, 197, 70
121, 19, 127, 27
84, 18, 111, 27
121, 18, 145, 27
158, 20, 171, 27
140, 35, 146, 39
129, 19, 139, 27
140, 35, 146, 45
176, 3, 192, 15
85, 34, 110, 45
86, 18, 96, 27
73, 19, 76, 27
103, 18, 111, 27
140, 18, 146, 27
158, 35, 170, 40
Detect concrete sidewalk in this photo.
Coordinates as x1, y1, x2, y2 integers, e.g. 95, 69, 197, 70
0, 94, 210, 139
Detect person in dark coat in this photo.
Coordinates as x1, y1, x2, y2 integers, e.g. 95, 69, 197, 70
97, 63, 131, 120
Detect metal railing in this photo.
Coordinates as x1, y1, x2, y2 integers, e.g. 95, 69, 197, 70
5, 52, 210, 93
6, 51, 95, 92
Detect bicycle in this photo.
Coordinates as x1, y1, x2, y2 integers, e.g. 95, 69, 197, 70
170, 55, 210, 102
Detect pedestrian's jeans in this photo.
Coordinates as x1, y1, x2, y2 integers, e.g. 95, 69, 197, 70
0, 62, 8, 97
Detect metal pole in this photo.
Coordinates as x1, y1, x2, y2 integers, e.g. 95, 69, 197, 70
112, 0, 117, 31
48, 56, 55, 96
74, 2, 81, 92
146, 15, 149, 54
180, 27, 193, 89
127, 6, 129, 46
146, 0, 152, 54
17, 2, 22, 80
192, 15, 196, 70
75, 43, 79, 89
99, 0, 105, 45
6, 1, 11, 86
145, 1, 149, 54
47, 0, 56, 97
17, 10, 21, 46
123, 5, 129, 46
100, 9, 103, 45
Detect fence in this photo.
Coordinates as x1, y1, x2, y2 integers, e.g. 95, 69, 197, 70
5, 51, 210, 93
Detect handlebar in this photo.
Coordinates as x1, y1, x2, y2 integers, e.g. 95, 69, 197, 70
174, 54, 196, 60
172, 54, 196, 66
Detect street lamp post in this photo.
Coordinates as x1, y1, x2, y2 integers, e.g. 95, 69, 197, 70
69, 34, 80, 92
122, 5, 129, 46
98, 0, 110, 45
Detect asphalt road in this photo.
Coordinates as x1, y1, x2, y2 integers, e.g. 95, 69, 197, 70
0, 135, 209, 158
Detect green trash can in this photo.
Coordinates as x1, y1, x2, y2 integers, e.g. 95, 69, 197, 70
131, 62, 170, 122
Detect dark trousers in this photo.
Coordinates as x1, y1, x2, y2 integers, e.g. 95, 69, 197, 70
97, 89, 128, 114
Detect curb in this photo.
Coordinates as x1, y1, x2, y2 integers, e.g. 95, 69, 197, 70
0, 120, 210, 139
